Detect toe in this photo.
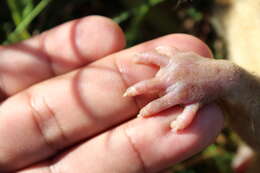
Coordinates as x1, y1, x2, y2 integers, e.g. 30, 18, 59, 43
138, 92, 177, 117
170, 102, 201, 132
134, 51, 170, 67
124, 79, 165, 97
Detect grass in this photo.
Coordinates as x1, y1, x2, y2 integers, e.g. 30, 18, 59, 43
0, 0, 238, 172
4, 0, 52, 44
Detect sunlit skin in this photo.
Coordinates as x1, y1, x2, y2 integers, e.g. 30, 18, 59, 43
124, 41, 260, 172
0, 16, 223, 173
124, 46, 238, 132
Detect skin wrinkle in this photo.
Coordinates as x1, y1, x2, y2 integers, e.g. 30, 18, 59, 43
123, 126, 147, 173
40, 35, 63, 76
25, 91, 56, 154
41, 95, 68, 147
39, 19, 83, 77
70, 63, 138, 143
39, 16, 126, 75
114, 56, 150, 172
0, 16, 125, 98
71, 68, 104, 123
38, 32, 57, 76
19, 41, 55, 77
69, 65, 134, 141
0, 43, 54, 95
0, 34, 220, 172
0, 72, 7, 102
26, 90, 60, 153
70, 19, 88, 64
114, 56, 140, 113
10, 42, 54, 72
40, 18, 87, 75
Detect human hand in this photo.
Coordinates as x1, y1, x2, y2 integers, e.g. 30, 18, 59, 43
0, 16, 223, 173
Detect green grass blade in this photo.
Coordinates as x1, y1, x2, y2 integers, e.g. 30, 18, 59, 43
5, 0, 52, 44
6, 0, 22, 25
6, 0, 32, 40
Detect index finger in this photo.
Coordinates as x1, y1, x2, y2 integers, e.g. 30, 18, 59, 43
0, 15, 125, 97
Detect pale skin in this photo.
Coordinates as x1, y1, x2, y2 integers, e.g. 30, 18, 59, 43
0, 14, 258, 173
0, 16, 223, 173
124, 46, 239, 132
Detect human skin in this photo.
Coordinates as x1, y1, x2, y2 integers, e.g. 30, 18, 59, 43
0, 16, 223, 172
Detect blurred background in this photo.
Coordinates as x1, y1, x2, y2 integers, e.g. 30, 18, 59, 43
0, 0, 239, 172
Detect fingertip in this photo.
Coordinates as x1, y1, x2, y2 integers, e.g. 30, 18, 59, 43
137, 34, 213, 59
37, 15, 126, 74
75, 15, 126, 61
165, 33, 214, 58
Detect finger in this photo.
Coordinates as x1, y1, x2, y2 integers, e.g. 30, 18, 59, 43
138, 92, 178, 117
134, 52, 170, 67
18, 103, 223, 173
0, 15, 125, 97
0, 34, 213, 172
124, 79, 164, 97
